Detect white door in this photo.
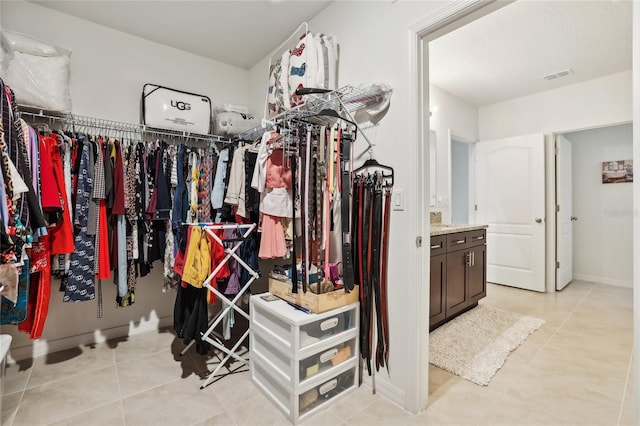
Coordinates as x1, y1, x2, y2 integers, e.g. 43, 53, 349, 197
556, 135, 573, 290
474, 133, 546, 292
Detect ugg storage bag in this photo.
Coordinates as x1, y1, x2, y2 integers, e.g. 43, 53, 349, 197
142, 84, 212, 134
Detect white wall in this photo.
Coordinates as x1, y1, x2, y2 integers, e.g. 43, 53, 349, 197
566, 124, 633, 287
631, 1, 639, 418
479, 71, 632, 140
2, 0, 249, 122
1, 0, 250, 360
478, 70, 632, 293
248, 1, 447, 413
429, 84, 478, 222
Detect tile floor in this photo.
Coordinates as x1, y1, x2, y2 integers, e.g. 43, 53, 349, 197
1, 280, 634, 425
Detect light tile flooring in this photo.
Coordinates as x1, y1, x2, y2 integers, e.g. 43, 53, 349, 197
1, 281, 634, 425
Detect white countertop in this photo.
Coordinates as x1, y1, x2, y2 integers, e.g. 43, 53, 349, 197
430, 224, 488, 236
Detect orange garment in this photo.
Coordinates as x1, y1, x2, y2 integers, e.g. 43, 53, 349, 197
174, 226, 193, 278
208, 227, 230, 279
96, 199, 111, 279
41, 136, 74, 254
18, 235, 51, 339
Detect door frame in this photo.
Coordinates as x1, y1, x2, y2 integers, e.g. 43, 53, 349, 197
550, 122, 633, 292
409, 0, 639, 415
407, 0, 511, 413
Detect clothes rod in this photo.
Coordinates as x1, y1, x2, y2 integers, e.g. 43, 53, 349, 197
17, 109, 231, 144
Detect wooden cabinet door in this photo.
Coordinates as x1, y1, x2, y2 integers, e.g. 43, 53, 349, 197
445, 249, 468, 317
468, 244, 486, 304
430, 254, 447, 328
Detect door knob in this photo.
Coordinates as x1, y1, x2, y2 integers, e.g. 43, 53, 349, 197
535, 218, 543, 223
570, 216, 578, 221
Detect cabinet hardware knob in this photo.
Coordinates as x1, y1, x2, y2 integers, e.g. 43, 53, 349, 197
570, 216, 578, 221
430, 244, 441, 249
535, 218, 543, 223
453, 239, 465, 244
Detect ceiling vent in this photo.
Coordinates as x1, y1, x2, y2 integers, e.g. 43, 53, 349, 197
543, 69, 574, 81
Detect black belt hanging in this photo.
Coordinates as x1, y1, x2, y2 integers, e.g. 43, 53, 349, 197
379, 187, 392, 372
371, 184, 384, 372
340, 131, 354, 292
290, 144, 298, 293
317, 127, 326, 274
351, 176, 361, 288
299, 127, 308, 292
354, 178, 368, 370
362, 181, 374, 375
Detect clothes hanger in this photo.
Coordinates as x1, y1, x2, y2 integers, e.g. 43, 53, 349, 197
312, 108, 357, 128
353, 151, 394, 187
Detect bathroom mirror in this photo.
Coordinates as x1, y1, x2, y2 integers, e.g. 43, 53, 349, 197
430, 130, 437, 206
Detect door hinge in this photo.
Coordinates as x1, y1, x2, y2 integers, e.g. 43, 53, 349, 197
556, 261, 560, 269
555, 146, 559, 155
416, 236, 422, 248
556, 205, 560, 212
474, 204, 478, 211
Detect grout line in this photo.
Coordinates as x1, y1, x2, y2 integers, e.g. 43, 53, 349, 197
23, 344, 117, 391
44, 400, 120, 426
617, 347, 634, 426
532, 283, 594, 355
7, 359, 35, 426
473, 283, 595, 426
112, 349, 127, 426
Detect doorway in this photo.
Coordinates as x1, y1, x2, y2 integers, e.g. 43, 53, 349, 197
450, 137, 469, 224
411, 0, 636, 414
555, 123, 634, 291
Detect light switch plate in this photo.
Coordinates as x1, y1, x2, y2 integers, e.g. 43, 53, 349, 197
393, 189, 404, 211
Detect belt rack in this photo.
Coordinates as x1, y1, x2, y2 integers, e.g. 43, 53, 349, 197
179, 223, 259, 389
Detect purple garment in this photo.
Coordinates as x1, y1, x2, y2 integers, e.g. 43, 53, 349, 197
223, 228, 241, 295
29, 127, 39, 200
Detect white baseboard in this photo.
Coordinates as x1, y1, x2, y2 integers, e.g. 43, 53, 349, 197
360, 373, 407, 410
9, 316, 173, 361
572, 274, 632, 288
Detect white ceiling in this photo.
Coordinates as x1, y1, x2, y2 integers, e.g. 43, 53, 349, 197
28, 0, 633, 105
429, 0, 633, 107
29, 0, 333, 70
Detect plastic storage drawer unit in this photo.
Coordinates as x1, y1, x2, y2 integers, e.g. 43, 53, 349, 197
251, 296, 358, 358
250, 295, 359, 424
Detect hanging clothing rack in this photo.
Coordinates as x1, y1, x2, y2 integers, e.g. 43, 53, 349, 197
236, 85, 391, 154
17, 109, 231, 145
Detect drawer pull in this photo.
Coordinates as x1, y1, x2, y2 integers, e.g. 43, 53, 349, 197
319, 378, 338, 395
320, 348, 338, 363
430, 244, 441, 249
453, 239, 465, 244
320, 317, 338, 331
476, 235, 484, 240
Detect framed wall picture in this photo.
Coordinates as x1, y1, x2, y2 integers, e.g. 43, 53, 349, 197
602, 160, 633, 184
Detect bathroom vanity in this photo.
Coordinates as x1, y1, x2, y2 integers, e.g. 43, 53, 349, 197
429, 224, 488, 331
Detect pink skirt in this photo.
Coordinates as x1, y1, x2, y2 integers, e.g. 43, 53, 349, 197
259, 214, 287, 259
